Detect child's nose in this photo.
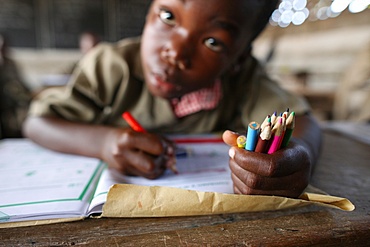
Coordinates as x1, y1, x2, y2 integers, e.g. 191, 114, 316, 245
160, 32, 191, 70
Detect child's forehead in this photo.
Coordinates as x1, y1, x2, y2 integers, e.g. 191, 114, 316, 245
149, 0, 264, 42
152, 0, 256, 23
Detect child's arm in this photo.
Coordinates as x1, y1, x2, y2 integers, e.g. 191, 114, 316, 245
222, 113, 322, 198
23, 116, 175, 179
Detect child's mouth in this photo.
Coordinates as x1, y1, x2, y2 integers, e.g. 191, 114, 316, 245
152, 74, 181, 92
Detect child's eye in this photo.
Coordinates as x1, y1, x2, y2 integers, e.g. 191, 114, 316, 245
204, 38, 224, 52
159, 9, 176, 26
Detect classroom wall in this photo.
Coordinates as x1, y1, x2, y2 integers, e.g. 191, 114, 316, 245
0, 0, 151, 48
1, 0, 151, 90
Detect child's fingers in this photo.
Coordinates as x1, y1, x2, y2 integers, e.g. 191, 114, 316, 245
231, 172, 302, 198
120, 149, 165, 179
230, 142, 310, 177
227, 146, 271, 176
230, 158, 308, 193
222, 130, 240, 147
117, 129, 164, 156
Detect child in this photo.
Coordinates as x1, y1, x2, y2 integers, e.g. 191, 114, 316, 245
78, 31, 101, 55
23, 0, 322, 198
0, 33, 31, 139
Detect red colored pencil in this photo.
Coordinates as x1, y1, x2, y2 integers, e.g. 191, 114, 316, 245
122, 112, 146, 132
255, 121, 272, 153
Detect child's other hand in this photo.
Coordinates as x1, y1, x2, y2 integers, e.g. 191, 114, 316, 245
102, 128, 175, 179
222, 130, 311, 198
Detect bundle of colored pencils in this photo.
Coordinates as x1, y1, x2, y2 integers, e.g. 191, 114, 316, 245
237, 109, 295, 154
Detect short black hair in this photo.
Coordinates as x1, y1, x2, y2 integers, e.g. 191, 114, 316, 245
247, 0, 279, 42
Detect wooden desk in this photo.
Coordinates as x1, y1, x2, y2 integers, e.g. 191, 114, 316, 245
1, 129, 369, 246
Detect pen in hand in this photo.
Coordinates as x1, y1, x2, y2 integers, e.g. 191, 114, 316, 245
122, 112, 146, 133
122, 111, 178, 174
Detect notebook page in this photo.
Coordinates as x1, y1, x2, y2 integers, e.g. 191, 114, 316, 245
0, 139, 103, 223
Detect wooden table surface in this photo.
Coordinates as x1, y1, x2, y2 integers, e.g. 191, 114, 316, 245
1, 128, 370, 247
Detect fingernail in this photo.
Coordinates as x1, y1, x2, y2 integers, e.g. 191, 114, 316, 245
225, 130, 239, 135
166, 158, 178, 174
160, 139, 170, 155
228, 148, 235, 159
166, 145, 174, 155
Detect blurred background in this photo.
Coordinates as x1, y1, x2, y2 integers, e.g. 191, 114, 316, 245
1, 0, 369, 123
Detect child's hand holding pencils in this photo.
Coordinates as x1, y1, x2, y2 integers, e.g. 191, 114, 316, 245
222, 109, 311, 198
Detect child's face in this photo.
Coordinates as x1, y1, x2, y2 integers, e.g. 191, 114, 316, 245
141, 0, 254, 99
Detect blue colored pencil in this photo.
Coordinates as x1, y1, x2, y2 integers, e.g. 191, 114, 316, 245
245, 121, 260, 151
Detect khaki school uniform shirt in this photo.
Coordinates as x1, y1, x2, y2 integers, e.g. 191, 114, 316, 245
29, 37, 309, 133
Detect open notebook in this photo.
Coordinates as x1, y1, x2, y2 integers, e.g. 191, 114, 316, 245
0, 137, 232, 224
0, 137, 354, 228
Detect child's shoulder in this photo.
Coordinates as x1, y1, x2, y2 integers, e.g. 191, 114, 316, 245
81, 37, 142, 64
93, 36, 141, 57
115, 36, 141, 50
